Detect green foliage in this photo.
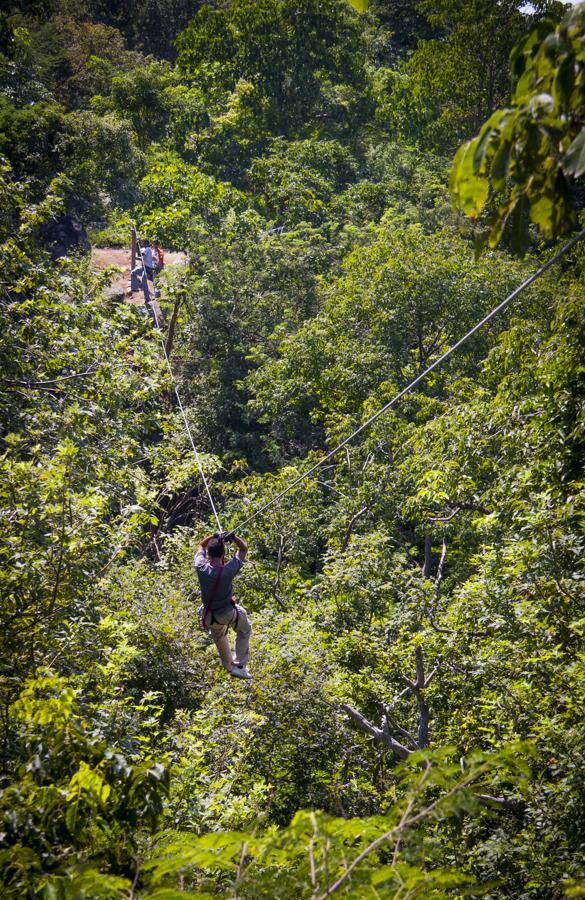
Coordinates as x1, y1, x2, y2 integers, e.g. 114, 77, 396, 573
135, 152, 247, 248
61, 109, 144, 215
0, 97, 142, 213
189, 78, 272, 184
246, 220, 540, 451
2, 2, 585, 897
88, 220, 130, 247
86, 0, 200, 60
145, 746, 528, 898
93, 60, 182, 151
382, 0, 529, 153
0, 160, 168, 700
0, 96, 66, 184
176, 0, 367, 136
36, 15, 138, 107
249, 138, 358, 226
0, 672, 169, 898
156, 212, 336, 466
346, 0, 368, 13
450, 3, 585, 251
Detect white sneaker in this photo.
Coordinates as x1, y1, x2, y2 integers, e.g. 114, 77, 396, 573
230, 665, 252, 681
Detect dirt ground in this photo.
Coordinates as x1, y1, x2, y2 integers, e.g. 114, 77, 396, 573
91, 247, 186, 304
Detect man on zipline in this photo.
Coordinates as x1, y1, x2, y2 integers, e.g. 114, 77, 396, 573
195, 532, 252, 680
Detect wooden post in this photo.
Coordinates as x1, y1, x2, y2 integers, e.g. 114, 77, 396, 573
131, 227, 137, 271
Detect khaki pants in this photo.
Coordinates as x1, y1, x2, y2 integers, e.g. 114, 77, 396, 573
201, 603, 252, 671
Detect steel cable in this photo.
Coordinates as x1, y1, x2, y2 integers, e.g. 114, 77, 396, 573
231, 229, 585, 534
132, 226, 223, 533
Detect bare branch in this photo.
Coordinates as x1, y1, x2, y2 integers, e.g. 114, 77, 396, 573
414, 646, 425, 689
428, 507, 461, 523
477, 794, 525, 814
424, 666, 439, 689
376, 440, 393, 462
428, 501, 491, 522
422, 534, 433, 577
128, 859, 141, 900
401, 674, 416, 692
428, 543, 450, 633
457, 501, 491, 514
348, 649, 438, 763
383, 713, 417, 749
392, 791, 417, 868
361, 452, 374, 472
391, 684, 416, 705
341, 507, 368, 552
316, 480, 348, 499
2, 366, 98, 390
428, 610, 454, 635
309, 837, 317, 894
552, 574, 579, 604
417, 696, 429, 749
317, 767, 484, 899
435, 539, 447, 589
341, 704, 411, 759
232, 840, 248, 900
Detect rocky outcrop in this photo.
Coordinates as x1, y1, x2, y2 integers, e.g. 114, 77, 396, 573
40, 214, 91, 260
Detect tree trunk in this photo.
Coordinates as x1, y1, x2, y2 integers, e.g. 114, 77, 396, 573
423, 534, 432, 577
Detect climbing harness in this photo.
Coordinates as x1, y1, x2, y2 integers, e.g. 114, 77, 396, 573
198, 562, 240, 635
133, 223, 584, 537
198, 561, 223, 630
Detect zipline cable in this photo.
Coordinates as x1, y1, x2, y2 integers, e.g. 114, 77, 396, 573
232, 228, 585, 534
132, 226, 223, 533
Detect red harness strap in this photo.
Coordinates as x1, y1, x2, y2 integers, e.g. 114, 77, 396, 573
200, 562, 224, 630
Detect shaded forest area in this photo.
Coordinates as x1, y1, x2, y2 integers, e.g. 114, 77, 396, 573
1, 0, 584, 897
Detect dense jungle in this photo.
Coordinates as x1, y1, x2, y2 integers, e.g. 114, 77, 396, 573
1, 0, 584, 896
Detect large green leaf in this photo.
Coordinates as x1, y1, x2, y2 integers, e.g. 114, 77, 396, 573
345, 0, 368, 12
491, 139, 511, 192
450, 139, 489, 219
451, 4, 585, 248
510, 192, 531, 255
565, 127, 585, 178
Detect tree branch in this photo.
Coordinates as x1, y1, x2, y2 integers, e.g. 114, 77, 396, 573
316, 480, 348, 499
340, 507, 368, 552
428, 539, 452, 634
340, 704, 411, 759
477, 794, 525, 814
428, 610, 454, 635
317, 768, 483, 899
383, 713, 417, 749
435, 539, 447, 589
428, 501, 491, 522
2, 366, 98, 389
422, 533, 433, 577
428, 506, 461, 523
414, 646, 425, 688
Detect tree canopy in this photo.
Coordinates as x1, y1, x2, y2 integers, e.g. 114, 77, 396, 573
1, 0, 584, 897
